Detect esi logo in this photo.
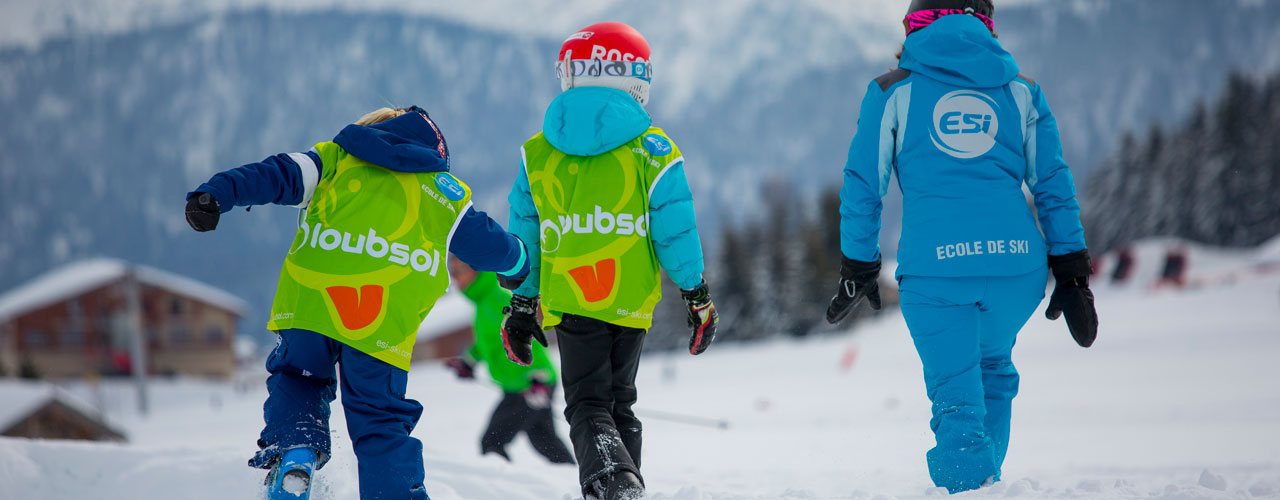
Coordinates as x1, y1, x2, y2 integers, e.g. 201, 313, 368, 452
632, 62, 650, 81
434, 173, 466, 201
642, 134, 672, 156
930, 90, 1000, 159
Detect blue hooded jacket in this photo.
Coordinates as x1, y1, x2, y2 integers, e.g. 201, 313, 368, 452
840, 14, 1086, 278
508, 87, 705, 297
188, 111, 528, 278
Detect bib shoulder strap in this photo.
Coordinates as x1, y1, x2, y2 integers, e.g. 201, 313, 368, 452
312, 142, 346, 183
634, 127, 684, 198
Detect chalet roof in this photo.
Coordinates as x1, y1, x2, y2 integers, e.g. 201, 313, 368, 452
0, 259, 249, 323
0, 380, 120, 437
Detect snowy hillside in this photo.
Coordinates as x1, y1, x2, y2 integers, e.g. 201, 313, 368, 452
1, 238, 1277, 499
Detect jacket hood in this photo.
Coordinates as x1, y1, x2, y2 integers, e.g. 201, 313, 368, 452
333, 111, 450, 173
899, 14, 1019, 88
542, 87, 652, 156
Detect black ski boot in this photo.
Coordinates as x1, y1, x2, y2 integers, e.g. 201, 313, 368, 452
584, 471, 644, 500
603, 471, 644, 500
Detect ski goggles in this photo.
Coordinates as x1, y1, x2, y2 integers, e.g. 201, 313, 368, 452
399, 105, 430, 119
555, 58, 652, 82
905, 8, 995, 35
398, 105, 449, 162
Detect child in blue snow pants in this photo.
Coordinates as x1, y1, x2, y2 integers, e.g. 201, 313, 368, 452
184, 106, 531, 499
898, 269, 1047, 492
249, 329, 427, 500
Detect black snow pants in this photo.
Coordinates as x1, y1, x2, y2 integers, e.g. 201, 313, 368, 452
555, 313, 646, 492
480, 388, 575, 464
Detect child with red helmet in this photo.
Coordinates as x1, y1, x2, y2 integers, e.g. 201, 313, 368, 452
502, 21, 717, 500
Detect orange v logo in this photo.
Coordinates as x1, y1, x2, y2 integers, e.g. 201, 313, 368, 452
326, 285, 384, 330
567, 259, 617, 303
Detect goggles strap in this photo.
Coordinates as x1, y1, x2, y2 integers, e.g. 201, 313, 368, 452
556, 56, 652, 82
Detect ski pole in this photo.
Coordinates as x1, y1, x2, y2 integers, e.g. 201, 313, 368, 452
635, 409, 729, 430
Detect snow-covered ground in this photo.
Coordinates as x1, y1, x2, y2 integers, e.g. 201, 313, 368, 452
2, 238, 1278, 500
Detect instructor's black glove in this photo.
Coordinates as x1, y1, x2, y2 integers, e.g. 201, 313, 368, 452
185, 192, 221, 232
826, 257, 882, 324
1046, 249, 1099, 348
681, 281, 718, 355
501, 295, 547, 366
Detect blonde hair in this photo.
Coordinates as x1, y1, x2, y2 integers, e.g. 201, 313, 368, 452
355, 107, 409, 126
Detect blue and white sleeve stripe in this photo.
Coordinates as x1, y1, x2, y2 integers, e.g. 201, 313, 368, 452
288, 149, 322, 208
187, 150, 322, 211
1016, 82, 1086, 255
839, 80, 906, 262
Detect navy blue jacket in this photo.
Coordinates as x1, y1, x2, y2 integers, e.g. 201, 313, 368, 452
188, 112, 529, 278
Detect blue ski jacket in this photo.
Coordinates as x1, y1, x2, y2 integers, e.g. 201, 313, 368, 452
187, 111, 529, 278
840, 14, 1086, 278
508, 87, 705, 296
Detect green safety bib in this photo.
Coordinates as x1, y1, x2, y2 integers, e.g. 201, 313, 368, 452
522, 127, 684, 330
267, 141, 473, 370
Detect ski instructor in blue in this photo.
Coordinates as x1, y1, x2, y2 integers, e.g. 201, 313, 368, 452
826, 0, 1099, 493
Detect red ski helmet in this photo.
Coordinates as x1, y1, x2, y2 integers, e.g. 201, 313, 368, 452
556, 22, 653, 106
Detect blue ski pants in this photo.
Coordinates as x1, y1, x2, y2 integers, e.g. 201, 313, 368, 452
898, 267, 1047, 493
250, 329, 428, 500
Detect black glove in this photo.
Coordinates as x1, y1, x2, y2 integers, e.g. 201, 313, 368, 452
185, 192, 221, 232
444, 357, 475, 379
1046, 249, 1099, 348
826, 257, 882, 324
681, 281, 718, 355
501, 295, 547, 366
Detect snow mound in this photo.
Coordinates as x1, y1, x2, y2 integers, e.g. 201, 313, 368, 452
0, 246, 1277, 499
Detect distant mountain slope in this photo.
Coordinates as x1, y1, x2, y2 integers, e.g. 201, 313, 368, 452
1, 1, 1277, 331
0, 11, 560, 326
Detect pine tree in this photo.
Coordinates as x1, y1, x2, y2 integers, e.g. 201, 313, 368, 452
1084, 69, 1280, 251
715, 223, 756, 339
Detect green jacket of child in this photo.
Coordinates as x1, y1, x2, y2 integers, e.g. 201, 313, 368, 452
463, 272, 557, 393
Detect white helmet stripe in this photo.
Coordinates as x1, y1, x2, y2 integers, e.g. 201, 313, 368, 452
556, 58, 652, 82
